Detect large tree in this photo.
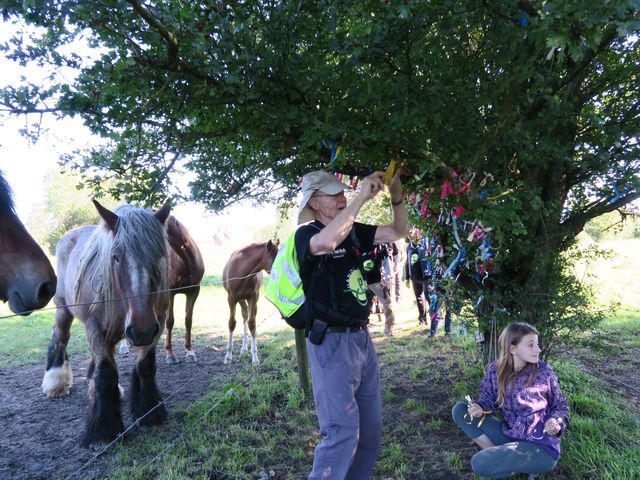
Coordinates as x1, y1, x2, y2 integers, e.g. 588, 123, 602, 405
1, 0, 639, 353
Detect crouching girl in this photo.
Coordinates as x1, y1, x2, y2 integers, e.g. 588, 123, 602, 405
452, 322, 569, 478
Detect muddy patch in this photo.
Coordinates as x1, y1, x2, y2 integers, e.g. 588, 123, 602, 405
0, 340, 230, 480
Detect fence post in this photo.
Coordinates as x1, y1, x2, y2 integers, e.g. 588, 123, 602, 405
294, 328, 310, 395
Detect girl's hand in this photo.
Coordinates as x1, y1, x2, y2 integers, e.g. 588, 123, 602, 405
544, 417, 562, 436
467, 403, 484, 418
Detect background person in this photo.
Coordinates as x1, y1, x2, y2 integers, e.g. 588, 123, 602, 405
426, 281, 445, 338
391, 239, 405, 303
364, 245, 396, 336
405, 228, 430, 325
295, 168, 408, 479
451, 322, 569, 479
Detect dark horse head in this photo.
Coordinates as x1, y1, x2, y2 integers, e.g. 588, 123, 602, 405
0, 170, 56, 314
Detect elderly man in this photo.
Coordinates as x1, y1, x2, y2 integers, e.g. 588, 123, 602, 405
295, 169, 408, 479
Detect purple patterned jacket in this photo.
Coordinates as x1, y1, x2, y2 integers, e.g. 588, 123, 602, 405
474, 361, 569, 460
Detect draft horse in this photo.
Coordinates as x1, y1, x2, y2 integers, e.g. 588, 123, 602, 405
222, 239, 279, 365
0, 170, 56, 315
42, 200, 171, 447
118, 215, 204, 364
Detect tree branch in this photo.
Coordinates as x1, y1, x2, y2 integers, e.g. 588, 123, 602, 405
561, 191, 640, 235
551, 24, 618, 97
127, 0, 178, 68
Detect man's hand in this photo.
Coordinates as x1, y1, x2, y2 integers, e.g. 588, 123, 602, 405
388, 165, 404, 202
358, 172, 385, 202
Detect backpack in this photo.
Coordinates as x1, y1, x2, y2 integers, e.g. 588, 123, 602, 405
265, 223, 366, 330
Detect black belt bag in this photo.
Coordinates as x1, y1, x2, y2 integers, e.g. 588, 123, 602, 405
308, 319, 329, 345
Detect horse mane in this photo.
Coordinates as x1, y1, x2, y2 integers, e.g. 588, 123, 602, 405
74, 204, 170, 322
167, 216, 200, 265
0, 170, 17, 219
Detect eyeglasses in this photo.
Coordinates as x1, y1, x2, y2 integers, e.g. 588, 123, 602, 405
313, 191, 345, 199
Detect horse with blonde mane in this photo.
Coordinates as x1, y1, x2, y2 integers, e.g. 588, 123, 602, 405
118, 215, 204, 364
42, 200, 171, 447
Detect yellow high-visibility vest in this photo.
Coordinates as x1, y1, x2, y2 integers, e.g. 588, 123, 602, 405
266, 229, 306, 318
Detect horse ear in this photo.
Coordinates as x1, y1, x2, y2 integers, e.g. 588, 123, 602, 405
154, 201, 171, 224
93, 199, 118, 231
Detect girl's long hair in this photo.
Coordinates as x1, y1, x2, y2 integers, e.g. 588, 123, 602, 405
496, 322, 539, 406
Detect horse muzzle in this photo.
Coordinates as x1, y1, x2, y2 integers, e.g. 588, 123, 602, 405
7, 277, 57, 315
125, 320, 161, 346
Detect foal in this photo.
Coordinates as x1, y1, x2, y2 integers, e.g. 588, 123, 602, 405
222, 240, 278, 365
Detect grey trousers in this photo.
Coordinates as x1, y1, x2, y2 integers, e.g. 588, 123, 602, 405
452, 402, 557, 478
368, 282, 395, 329
307, 329, 382, 480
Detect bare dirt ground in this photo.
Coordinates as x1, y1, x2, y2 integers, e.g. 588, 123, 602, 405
0, 340, 230, 480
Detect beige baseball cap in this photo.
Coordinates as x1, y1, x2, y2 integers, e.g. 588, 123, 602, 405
297, 171, 350, 224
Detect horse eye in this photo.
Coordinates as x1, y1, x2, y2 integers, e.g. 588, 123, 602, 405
112, 255, 120, 264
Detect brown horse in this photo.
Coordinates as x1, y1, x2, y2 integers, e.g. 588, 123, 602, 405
42, 201, 171, 447
164, 215, 205, 363
222, 240, 279, 365
118, 215, 204, 364
0, 170, 56, 315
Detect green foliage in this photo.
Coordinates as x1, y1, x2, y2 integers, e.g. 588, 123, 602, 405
355, 191, 393, 226
2, 1, 639, 363
585, 211, 640, 241
516, 242, 609, 357
447, 451, 463, 471
553, 358, 640, 479
376, 441, 409, 476
27, 168, 118, 254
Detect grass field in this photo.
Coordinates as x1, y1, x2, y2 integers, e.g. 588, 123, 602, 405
1, 239, 639, 479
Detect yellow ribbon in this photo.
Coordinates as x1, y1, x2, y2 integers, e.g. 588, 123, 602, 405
384, 159, 399, 185
463, 395, 493, 428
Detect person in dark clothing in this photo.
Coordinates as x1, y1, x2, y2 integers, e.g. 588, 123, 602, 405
295, 169, 408, 479
363, 245, 396, 336
405, 229, 431, 324
426, 281, 445, 337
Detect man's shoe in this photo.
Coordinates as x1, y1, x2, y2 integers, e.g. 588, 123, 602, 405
384, 327, 393, 336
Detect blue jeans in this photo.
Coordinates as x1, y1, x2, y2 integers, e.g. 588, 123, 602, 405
307, 329, 382, 479
451, 402, 557, 478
